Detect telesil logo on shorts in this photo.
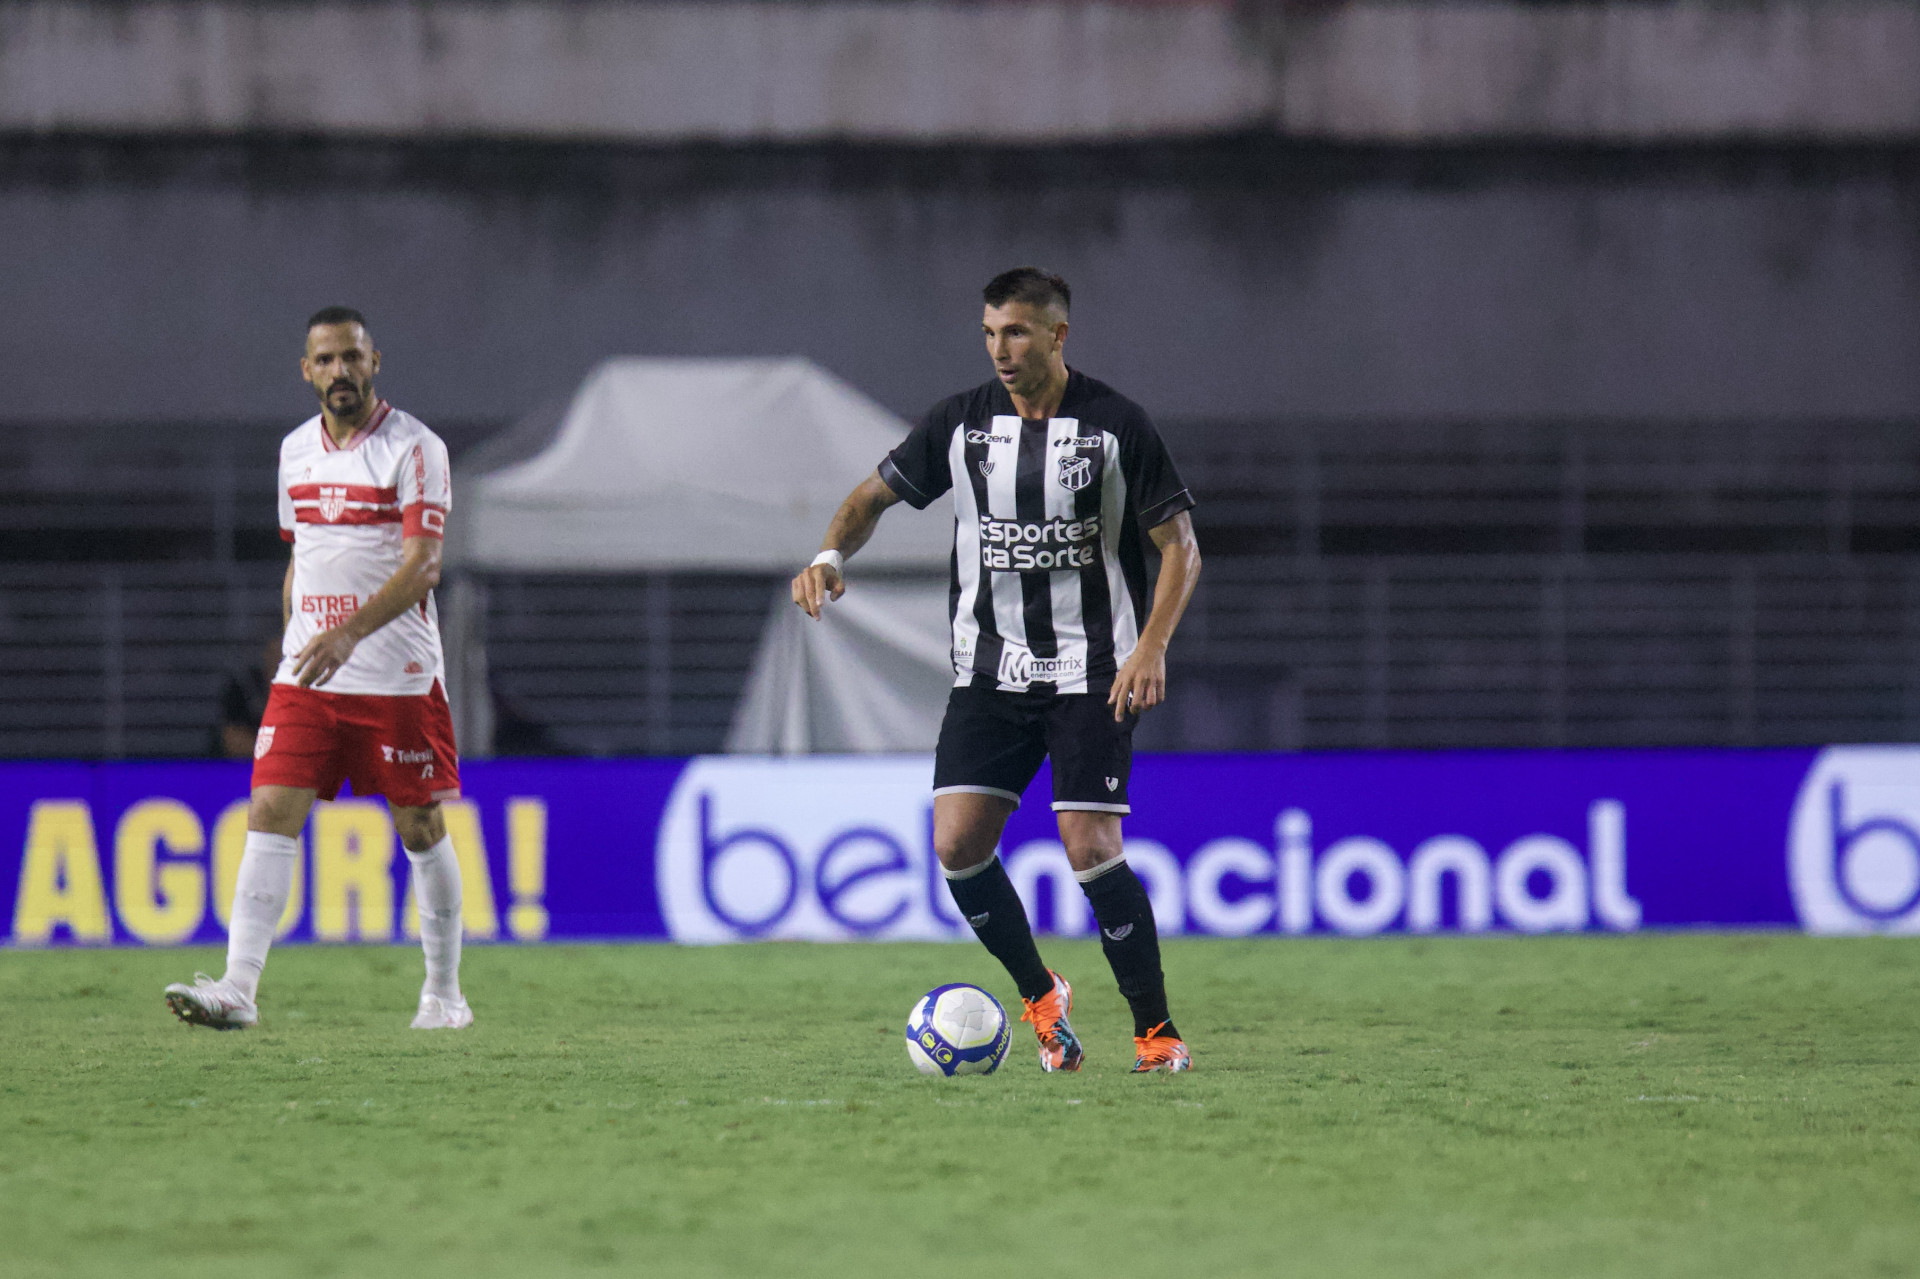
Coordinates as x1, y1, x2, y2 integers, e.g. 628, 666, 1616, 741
1788, 747, 1920, 933
978, 514, 1101, 572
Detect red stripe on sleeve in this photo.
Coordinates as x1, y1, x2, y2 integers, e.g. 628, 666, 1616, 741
403, 503, 447, 539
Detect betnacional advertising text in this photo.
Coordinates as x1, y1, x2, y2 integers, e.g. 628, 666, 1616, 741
6, 748, 1920, 946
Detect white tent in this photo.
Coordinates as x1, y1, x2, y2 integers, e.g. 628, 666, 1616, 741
445, 357, 953, 755
450, 357, 951, 572
724, 580, 952, 755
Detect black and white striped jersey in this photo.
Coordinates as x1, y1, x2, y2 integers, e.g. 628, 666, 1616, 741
879, 370, 1195, 695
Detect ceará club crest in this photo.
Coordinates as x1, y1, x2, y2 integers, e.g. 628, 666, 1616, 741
1056, 455, 1093, 492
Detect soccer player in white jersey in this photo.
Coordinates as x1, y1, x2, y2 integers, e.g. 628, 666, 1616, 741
165, 307, 472, 1031
792, 268, 1202, 1072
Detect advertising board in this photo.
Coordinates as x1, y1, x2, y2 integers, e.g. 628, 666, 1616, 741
5, 748, 1920, 945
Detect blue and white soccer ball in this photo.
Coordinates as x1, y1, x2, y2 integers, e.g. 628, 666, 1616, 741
906, 983, 1011, 1076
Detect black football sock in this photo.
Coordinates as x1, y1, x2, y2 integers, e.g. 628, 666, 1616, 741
945, 855, 1055, 1002
1079, 860, 1180, 1040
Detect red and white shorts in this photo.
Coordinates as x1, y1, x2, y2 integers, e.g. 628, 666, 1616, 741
252, 681, 461, 808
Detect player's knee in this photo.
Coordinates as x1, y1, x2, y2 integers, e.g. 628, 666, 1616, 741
931, 817, 999, 872
933, 838, 995, 875
1062, 840, 1123, 876
931, 794, 1016, 872
247, 787, 311, 837
391, 803, 446, 852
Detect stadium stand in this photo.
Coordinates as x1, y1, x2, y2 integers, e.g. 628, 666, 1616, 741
3, 418, 1916, 757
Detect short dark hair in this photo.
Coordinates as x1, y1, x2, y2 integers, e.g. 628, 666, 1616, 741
306, 305, 367, 331
983, 267, 1070, 317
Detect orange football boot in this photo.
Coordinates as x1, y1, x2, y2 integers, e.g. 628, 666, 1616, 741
1019, 970, 1084, 1072
1130, 1022, 1193, 1073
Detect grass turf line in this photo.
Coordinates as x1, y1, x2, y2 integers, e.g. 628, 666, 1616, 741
1, 935, 1917, 1278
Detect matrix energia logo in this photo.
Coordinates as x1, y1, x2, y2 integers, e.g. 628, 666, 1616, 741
1789, 746, 1920, 934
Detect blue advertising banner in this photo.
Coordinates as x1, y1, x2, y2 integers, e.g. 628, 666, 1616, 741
5, 748, 1920, 946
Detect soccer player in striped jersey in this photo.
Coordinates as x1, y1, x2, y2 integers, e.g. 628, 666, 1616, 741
792, 268, 1201, 1073
165, 307, 471, 1031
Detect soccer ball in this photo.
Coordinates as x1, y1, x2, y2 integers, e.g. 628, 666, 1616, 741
905, 983, 1011, 1077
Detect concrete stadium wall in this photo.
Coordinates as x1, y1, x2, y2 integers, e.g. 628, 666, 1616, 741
2, 139, 1914, 427
1, 0, 1918, 143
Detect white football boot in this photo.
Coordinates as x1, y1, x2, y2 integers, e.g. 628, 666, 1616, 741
163, 973, 258, 1030
410, 992, 474, 1030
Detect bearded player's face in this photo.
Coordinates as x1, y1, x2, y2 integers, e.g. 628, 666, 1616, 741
301, 322, 380, 422
983, 301, 1067, 400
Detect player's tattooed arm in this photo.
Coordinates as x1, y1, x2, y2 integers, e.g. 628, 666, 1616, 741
1107, 511, 1202, 722
791, 470, 902, 619
291, 536, 443, 687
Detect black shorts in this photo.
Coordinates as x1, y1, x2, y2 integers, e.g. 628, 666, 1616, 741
932, 684, 1136, 814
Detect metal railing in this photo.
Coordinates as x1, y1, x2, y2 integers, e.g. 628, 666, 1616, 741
8, 555, 1917, 759
1150, 553, 1920, 752
6, 417, 1919, 757
0, 563, 284, 759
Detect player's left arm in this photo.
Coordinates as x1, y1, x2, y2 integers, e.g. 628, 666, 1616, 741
1107, 511, 1201, 722
291, 536, 442, 688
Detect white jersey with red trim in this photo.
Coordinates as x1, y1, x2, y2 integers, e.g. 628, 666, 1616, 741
275, 401, 451, 697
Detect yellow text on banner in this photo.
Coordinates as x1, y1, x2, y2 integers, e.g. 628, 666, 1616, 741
312, 800, 395, 941
11, 800, 112, 944
507, 797, 549, 940
114, 798, 206, 944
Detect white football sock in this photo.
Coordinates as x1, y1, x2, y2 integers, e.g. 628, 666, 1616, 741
222, 831, 298, 1002
407, 836, 464, 1001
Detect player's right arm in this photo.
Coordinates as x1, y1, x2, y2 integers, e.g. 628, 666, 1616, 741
792, 399, 956, 619
790, 471, 901, 619
281, 555, 294, 630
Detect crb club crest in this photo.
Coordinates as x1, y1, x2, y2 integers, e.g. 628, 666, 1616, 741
1056, 455, 1093, 492
318, 486, 349, 521
253, 726, 275, 760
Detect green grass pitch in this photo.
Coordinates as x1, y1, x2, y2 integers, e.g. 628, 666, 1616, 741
2, 935, 1917, 1278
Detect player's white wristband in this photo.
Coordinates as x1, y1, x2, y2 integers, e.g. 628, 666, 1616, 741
810, 550, 845, 574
